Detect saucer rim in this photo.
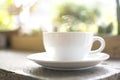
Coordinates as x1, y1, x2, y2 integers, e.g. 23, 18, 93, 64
27, 52, 110, 63
27, 52, 110, 70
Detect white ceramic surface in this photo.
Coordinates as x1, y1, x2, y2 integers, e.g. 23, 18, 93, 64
27, 52, 109, 70
43, 32, 105, 61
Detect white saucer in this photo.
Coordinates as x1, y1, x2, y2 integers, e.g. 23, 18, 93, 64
27, 52, 110, 70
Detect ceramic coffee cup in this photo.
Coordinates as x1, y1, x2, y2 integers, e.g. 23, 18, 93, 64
43, 32, 105, 61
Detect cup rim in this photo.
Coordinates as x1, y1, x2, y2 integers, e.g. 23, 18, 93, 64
43, 32, 94, 34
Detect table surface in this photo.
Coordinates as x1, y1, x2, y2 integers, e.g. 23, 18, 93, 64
0, 50, 119, 80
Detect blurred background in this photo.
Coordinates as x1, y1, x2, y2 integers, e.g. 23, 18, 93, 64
0, 0, 119, 53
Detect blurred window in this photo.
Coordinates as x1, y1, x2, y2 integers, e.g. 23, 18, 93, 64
0, 0, 117, 35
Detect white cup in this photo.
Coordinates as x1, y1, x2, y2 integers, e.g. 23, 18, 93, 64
43, 32, 105, 61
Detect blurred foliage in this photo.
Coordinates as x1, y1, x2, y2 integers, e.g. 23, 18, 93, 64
98, 22, 114, 35
53, 2, 100, 32
31, 28, 43, 36
54, 3, 100, 23
0, 0, 14, 31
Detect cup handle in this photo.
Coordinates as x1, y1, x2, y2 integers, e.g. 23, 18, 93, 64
90, 36, 105, 53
